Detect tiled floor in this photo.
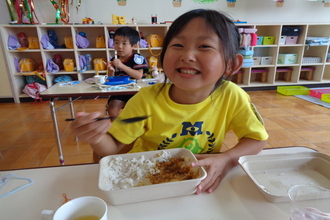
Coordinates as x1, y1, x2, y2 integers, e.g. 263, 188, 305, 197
1, 90, 330, 171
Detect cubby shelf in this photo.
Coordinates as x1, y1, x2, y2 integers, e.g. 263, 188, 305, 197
1, 23, 330, 103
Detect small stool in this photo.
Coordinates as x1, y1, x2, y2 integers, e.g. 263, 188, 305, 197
251, 69, 268, 83
276, 68, 293, 82
232, 69, 244, 84
300, 67, 315, 80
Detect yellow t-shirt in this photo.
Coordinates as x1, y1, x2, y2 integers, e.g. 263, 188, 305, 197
109, 81, 268, 154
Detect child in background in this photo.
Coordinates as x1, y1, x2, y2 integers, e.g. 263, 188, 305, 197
71, 9, 268, 194
106, 26, 149, 118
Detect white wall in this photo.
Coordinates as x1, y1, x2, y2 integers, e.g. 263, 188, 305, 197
0, 0, 329, 24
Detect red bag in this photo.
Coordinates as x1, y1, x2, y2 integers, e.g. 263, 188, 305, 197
54, 54, 64, 70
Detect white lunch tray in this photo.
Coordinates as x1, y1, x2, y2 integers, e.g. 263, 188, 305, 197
239, 151, 330, 203
98, 148, 207, 205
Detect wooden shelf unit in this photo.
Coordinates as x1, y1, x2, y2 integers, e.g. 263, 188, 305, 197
1, 23, 329, 103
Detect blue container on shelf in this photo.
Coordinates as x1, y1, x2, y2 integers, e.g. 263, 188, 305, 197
256, 36, 263, 45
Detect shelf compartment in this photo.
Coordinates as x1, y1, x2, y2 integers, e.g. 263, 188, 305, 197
323, 65, 330, 81
2, 25, 39, 49
76, 50, 108, 72
38, 26, 73, 49
307, 25, 330, 38
255, 25, 281, 45
253, 47, 278, 66
281, 25, 307, 45
73, 26, 107, 49
275, 66, 300, 83
303, 45, 328, 63
250, 67, 274, 84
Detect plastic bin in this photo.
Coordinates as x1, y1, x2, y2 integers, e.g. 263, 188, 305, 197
279, 36, 287, 45
262, 36, 275, 45
261, 56, 273, 65
253, 57, 261, 65
321, 94, 330, 103
302, 57, 321, 64
281, 27, 302, 36
310, 89, 330, 99
285, 36, 298, 44
277, 86, 310, 95
256, 36, 263, 45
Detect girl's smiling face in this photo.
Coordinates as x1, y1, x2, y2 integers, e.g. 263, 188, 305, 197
163, 17, 228, 99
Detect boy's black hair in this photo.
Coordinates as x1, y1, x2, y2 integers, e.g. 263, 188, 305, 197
159, 9, 241, 89
114, 26, 140, 45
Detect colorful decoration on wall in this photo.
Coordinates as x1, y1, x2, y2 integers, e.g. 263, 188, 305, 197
227, 0, 236, 7
117, 0, 126, 6
49, 0, 70, 23
276, 0, 284, 7
6, 0, 40, 24
192, 0, 218, 3
173, 0, 182, 7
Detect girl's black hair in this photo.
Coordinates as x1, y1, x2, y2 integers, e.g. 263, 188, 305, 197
159, 9, 241, 89
114, 26, 140, 45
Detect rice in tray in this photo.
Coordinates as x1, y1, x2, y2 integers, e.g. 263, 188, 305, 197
100, 150, 199, 190
100, 150, 173, 190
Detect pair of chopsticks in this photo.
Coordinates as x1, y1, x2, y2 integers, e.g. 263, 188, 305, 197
65, 115, 150, 123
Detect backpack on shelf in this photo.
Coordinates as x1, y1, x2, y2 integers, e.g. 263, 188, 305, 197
64, 36, 74, 49
17, 33, 28, 47
147, 56, 158, 69
48, 30, 61, 48
28, 37, 40, 49
53, 54, 64, 70
19, 58, 46, 81
146, 34, 163, 47
63, 58, 75, 72
93, 58, 107, 70
19, 58, 36, 72
96, 36, 106, 48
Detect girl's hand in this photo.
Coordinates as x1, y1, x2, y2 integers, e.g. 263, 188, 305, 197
191, 153, 232, 194
191, 139, 265, 194
70, 111, 111, 145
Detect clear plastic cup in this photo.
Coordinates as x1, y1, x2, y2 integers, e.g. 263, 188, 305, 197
288, 185, 330, 220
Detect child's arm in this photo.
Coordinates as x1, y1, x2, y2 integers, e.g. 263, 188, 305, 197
111, 58, 144, 79
192, 137, 266, 194
70, 111, 126, 156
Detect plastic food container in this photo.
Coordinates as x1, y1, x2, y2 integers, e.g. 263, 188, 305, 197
277, 86, 310, 95
238, 152, 330, 203
321, 93, 330, 103
104, 76, 134, 85
98, 148, 207, 205
309, 89, 330, 99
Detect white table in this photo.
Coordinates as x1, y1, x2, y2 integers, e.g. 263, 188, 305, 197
40, 80, 151, 165
0, 147, 315, 220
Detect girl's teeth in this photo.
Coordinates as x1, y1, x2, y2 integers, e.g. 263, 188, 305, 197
180, 69, 197, 75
